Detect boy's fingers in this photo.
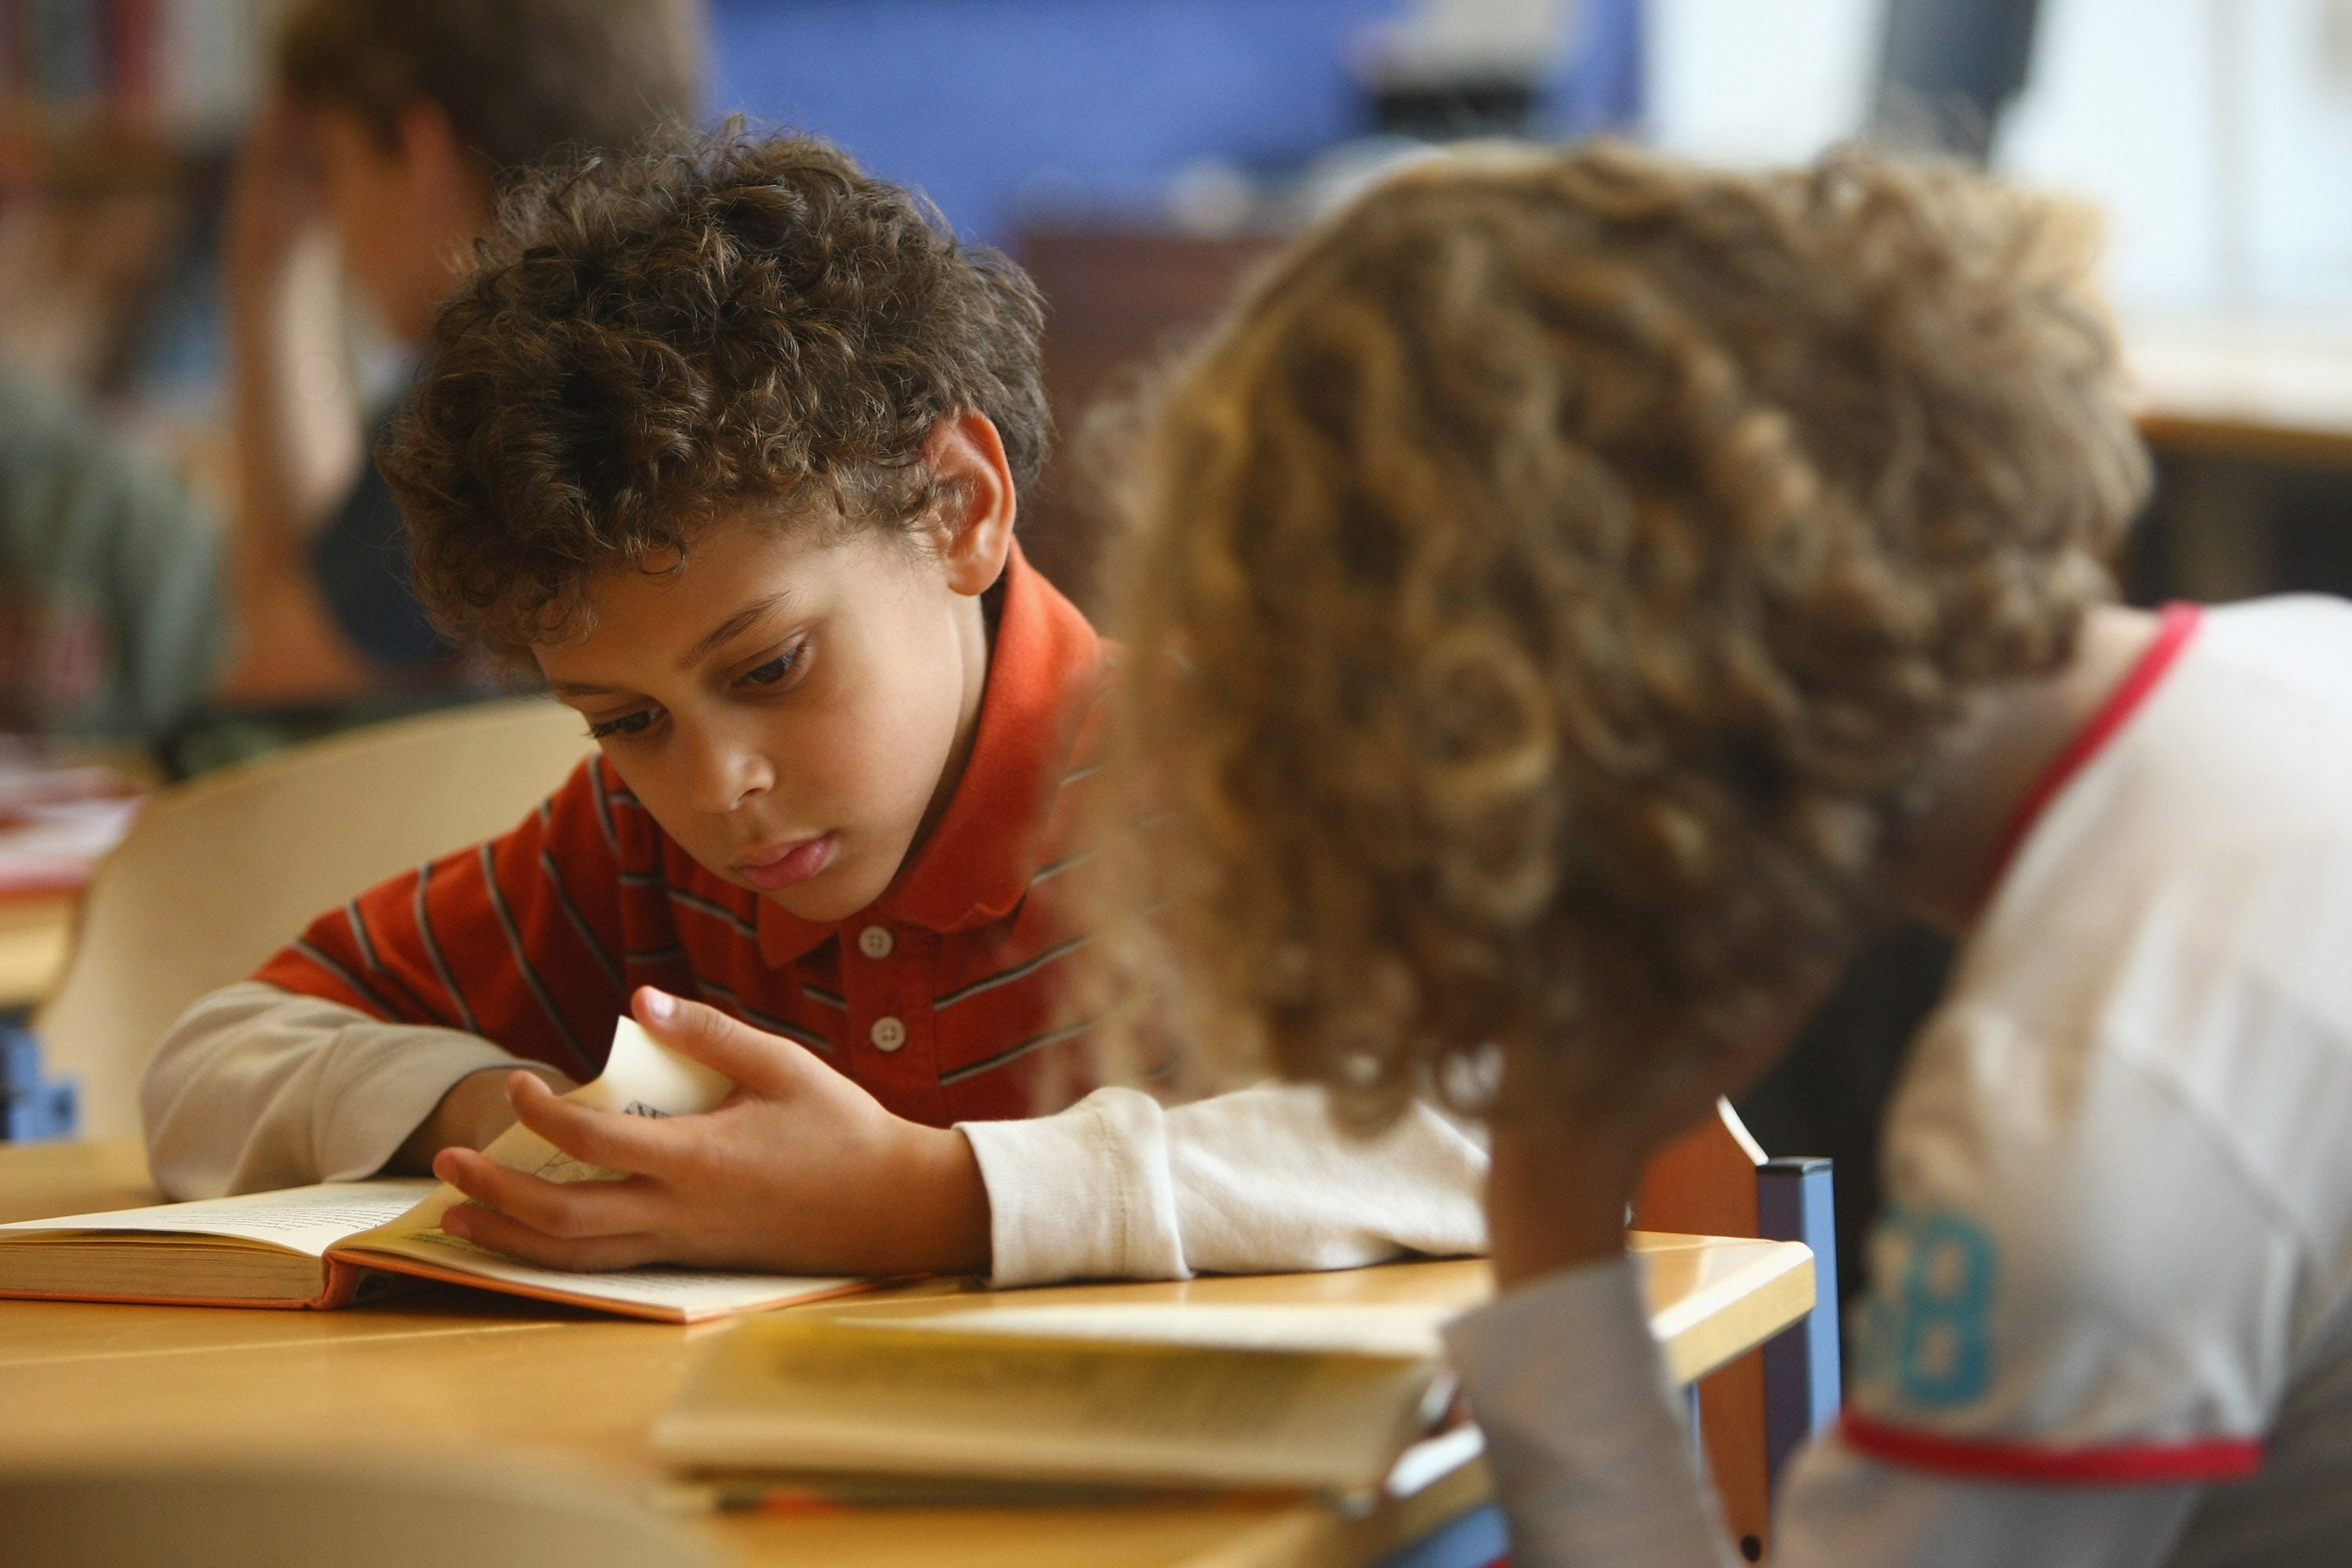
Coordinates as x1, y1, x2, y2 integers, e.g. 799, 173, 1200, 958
440, 1202, 661, 1272
634, 986, 815, 1095
505, 1073, 677, 1176
430, 1147, 658, 1241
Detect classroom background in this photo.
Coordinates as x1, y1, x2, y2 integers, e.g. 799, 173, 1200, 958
0, 8, 2339, 1562
3, 0, 2345, 633
0, 0, 2348, 1290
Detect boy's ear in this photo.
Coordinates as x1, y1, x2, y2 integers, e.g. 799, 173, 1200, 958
922, 411, 1018, 598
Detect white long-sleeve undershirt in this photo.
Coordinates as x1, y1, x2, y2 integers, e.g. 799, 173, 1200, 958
141, 980, 1490, 1288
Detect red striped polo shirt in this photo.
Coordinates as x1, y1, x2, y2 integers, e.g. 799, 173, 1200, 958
252, 546, 1112, 1127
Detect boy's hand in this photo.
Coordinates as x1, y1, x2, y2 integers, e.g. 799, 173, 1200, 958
1483, 1001, 1823, 1290
389, 1062, 579, 1175
430, 990, 993, 1278
226, 100, 325, 302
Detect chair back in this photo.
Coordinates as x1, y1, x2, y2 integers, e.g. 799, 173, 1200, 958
1635, 1100, 1841, 1563
0, 1455, 717, 1568
37, 699, 592, 1138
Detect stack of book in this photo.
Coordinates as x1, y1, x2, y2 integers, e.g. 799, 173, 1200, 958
655, 1299, 1508, 1566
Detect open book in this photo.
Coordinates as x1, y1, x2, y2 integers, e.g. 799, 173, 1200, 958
0, 1018, 869, 1323
654, 1300, 1460, 1494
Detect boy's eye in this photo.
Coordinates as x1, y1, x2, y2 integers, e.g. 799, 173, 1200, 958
740, 649, 799, 687
587, 708, 657, 739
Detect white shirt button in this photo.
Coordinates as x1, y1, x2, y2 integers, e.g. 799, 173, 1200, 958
869, 1015, 907, 1053
857, 924, 894, 960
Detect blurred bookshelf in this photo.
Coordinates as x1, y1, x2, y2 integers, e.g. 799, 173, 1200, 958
0, 0, 260, 143
0, 0, 267, 503
0, 0, 261, 212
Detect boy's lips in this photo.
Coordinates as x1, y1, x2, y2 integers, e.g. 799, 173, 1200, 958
736, 833, 836, 891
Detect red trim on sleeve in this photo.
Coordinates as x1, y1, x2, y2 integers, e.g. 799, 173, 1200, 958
1842, 1412, 2263, 1486
1980, 602, 2204, 897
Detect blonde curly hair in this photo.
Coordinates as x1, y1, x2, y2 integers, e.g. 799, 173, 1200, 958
1094, 142, 2148, 1125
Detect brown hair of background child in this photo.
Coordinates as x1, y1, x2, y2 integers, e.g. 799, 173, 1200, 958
379, 127, 1051, 665
1098, 142, 2150, 1126
275, 0, 705, 176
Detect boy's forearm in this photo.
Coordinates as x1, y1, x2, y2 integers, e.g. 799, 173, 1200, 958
227, 230, 358, 561
962, 1083, 1489, 1288
891, 1125, 993, 1276
143, 981, 530, 1199
1484, 1122, 1639, 1289
219, 228, 375, 701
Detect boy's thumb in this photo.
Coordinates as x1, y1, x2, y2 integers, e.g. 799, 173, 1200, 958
633, 985, 808, 1094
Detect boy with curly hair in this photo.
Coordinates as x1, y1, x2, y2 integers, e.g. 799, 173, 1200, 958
1104, 141, 2352, 1565
140, 131, 1486, 1283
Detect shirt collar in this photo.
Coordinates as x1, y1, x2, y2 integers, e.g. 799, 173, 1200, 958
757, 540, 1104, 967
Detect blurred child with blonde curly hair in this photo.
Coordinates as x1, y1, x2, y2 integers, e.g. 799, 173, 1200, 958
1103, 140, 2352, 1566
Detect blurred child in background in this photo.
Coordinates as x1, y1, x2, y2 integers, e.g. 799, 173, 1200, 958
0, 0, 703, 743
220, 0, 704, 702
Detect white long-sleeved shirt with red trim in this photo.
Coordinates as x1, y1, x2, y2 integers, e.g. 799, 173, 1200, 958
1445, 597, 2352, 1566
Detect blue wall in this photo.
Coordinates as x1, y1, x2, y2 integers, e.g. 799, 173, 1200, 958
707, 0, 1641, 245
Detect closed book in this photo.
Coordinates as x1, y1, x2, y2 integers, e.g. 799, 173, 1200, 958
655, 1300, 1460, 1494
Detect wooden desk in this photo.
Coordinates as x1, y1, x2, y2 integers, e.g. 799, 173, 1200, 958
2129, 318, 2352, 469
0, 1140, 1814, 1566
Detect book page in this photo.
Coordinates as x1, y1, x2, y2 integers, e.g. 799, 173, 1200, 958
325, 1018, 862, 1320
0, 1181, 434, 1258
388, 1016, 731, 1235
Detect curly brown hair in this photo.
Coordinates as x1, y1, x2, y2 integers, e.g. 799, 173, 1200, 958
381, 126, 1049, 662
1097, 142, 2148, 1124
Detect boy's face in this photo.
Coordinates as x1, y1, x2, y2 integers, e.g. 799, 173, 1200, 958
536, 515, 996, 925
314, 103, 494, 343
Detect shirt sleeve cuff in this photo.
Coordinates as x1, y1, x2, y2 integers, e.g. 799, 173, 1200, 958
311, 1034, 559, 1184
143, 981, 564, 1199
1445, 1257, 1731, 1566
958, 1087, 1186, 1287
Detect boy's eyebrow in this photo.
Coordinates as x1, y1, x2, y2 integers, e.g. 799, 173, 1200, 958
681, 590, 797, 671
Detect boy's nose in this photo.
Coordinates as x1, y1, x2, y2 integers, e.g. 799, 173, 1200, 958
684, 725, 774, 815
